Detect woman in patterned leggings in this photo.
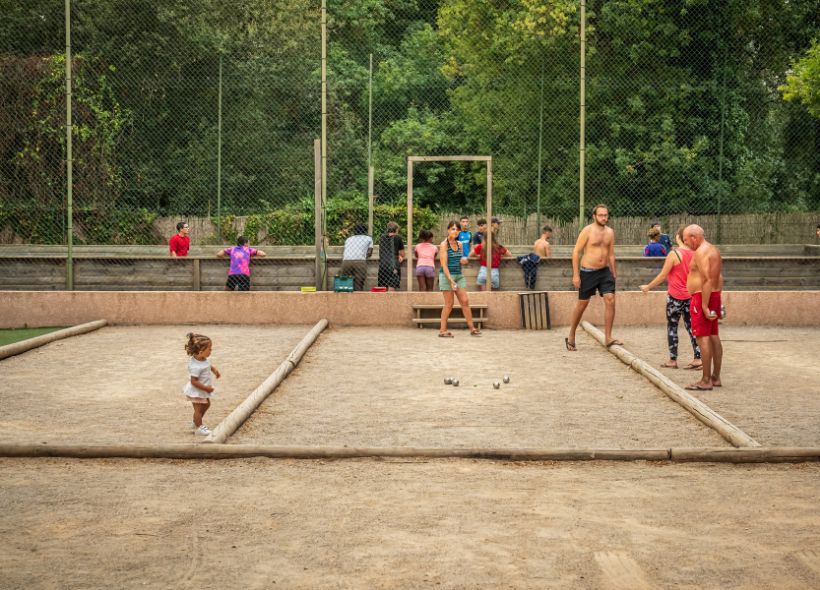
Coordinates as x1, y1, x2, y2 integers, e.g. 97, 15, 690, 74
639, 228, 701, 369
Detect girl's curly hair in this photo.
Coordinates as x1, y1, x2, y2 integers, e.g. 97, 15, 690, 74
184, 332, 212, 357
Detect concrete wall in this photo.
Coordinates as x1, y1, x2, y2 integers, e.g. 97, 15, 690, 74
2, 290, 818, 329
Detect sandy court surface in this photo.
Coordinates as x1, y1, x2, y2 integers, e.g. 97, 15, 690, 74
609, 325, 820, 447
232, 327, 727, 448
1, 458, 818, 589
0, 325, 313, 444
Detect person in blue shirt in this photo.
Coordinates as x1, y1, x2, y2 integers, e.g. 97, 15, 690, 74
650, 222, 673, 253
457, 216, 472, 266
644, 227, 668, 257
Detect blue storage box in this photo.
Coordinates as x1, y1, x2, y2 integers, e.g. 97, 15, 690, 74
334, 275, 354, 292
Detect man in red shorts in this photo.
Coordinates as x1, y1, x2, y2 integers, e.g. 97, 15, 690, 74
683, 224, 724, 390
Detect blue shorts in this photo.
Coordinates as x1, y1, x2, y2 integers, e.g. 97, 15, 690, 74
476, 267, 500, 289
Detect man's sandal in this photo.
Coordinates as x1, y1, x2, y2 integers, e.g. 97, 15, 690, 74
438, 331, 454, 338
565, 338, 577, 351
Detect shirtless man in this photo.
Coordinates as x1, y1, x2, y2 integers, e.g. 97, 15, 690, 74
533, 225, 553, 258
566, 204, 621, 351
683, 224, 724, 390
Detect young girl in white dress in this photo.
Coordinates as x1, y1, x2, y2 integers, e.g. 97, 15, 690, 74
183, 333, 221, 436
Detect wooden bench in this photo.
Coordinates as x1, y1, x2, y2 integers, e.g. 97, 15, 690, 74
411, 304, 488, 329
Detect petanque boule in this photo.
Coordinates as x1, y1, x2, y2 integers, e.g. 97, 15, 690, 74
444, 377, 452, 385
503, 375, 510, 384
452, 379, 460, 387
493, 381, 501, 389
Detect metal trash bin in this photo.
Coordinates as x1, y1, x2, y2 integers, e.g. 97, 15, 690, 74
518, 291, 551, 330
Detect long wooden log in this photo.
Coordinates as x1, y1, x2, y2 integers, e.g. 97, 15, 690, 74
0, 319, 107, 361
0, 443, 816, 462
205, 319, 329, 444
671, 447, 820, 462
581, 321, 760, 448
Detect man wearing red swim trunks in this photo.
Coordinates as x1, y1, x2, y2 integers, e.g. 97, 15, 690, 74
683, 224, 724, 391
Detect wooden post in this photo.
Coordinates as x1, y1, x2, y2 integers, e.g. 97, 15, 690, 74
406, 158, 414, 291
65, 0, 74, 291
406, 156, 492, 295
314, 139, 323, 290
0, 319, 107, 361
486, 157, 493, 293
206, 319, 328, 444
0, 443, 816, 463
192, 258, 201, 291
581, 321, 760, 448
579, 0, 586, 223
367, 165, 374, 237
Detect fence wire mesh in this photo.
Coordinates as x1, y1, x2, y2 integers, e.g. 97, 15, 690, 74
1, 0, 818, 291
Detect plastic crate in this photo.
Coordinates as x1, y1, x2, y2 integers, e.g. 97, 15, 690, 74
333, 275, 354, 292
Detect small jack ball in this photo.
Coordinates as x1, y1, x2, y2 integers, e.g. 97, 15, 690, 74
452, 379, 460, 387
493, 381, 501, 389
503, 375, 510, 384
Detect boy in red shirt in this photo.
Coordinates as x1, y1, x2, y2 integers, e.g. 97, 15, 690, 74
169, 222, 190, 257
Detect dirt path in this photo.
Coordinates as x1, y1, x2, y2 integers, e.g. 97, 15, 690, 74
610, 325, 820, 447
233, 327, 727, 448
0, 325, 312, 444
1, 458, 818, 589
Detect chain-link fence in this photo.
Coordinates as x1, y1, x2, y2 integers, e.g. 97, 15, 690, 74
2, 0, 818, 291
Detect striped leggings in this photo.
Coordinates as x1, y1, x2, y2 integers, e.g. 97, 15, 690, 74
667, 295, 701, 360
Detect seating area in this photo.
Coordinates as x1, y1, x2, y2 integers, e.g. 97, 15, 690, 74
411, 303, 488, 329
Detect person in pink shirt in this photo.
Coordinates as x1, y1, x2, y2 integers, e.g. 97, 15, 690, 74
414, 230, 438, 291
639, 227, 701, 369
216, 236, 266, 291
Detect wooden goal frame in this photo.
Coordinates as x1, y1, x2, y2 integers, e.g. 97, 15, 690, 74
406, 155, 493, 292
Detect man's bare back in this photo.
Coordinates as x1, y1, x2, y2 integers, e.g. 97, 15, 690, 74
687, 241, 723, 295
533, 237, 551, 258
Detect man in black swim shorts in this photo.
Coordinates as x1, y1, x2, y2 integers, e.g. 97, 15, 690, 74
566, 204, 622, 351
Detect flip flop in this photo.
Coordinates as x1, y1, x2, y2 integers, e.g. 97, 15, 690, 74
438, 332, 454, 338
660, 361, 678, 369
605, 339, 624, 348
565, 338, 577, 351
684, 383, 713, 391
683, 362, 702, 370
470, 329, 482, 336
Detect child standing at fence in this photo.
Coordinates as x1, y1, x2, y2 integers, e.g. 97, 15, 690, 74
216, 236, 267, 291
414, 229, 438, 291
183, 332, 220, 436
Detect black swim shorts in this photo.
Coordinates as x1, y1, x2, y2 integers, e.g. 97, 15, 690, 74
226, 274, 251, 291
579, 266, 615, 300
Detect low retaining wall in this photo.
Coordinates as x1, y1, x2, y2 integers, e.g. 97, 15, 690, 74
1, 290, 818, 329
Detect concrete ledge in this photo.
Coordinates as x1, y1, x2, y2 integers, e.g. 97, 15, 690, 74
1, 290, 819, 329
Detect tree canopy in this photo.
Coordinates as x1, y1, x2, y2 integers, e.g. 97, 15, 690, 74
1, 0, 817, 245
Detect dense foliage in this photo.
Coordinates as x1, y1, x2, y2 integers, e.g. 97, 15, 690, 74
1, 0, 817, 244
